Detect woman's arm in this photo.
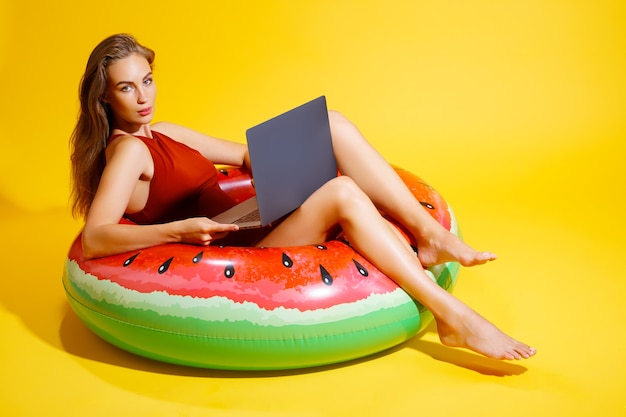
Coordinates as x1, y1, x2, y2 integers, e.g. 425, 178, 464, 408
83, 216, 238, 259
81, 136, 238, 259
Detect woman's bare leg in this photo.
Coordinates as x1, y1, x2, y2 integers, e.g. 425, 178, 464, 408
258, 177, 536, 360
327, 110, 496, 267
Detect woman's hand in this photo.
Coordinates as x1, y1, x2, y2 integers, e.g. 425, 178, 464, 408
175, 217, 239, 246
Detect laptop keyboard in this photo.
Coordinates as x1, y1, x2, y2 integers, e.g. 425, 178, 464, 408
235, 208, 260, 224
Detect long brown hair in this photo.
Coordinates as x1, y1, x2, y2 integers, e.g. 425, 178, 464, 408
69, 34, 155, 219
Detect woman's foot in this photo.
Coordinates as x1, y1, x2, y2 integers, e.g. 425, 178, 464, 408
415, 226, 497, 267
434, 302, 536, 360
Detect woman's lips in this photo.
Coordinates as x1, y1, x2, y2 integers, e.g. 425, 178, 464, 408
138, 107, 152, 116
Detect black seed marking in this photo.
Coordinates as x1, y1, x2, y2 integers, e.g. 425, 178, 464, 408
224, 263, 235, 278
320, 265, 333, 286
123, 253, 140, 267
315, 245, 327, 250
411, 245, 418, 256
352, 259, 369, 277
219, 169, 229, 176
420, 201, 434, 210
158, 257, 174, 274
192, 251, 204, 263
281, 253, 294, 268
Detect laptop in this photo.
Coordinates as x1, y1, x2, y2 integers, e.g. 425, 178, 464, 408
211, 96, 337, 229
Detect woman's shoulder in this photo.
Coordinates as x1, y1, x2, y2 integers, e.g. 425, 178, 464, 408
106, 133, 151, 162
108, 132, 146, 148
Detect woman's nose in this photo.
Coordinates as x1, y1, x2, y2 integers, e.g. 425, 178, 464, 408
137, 89, 148, 103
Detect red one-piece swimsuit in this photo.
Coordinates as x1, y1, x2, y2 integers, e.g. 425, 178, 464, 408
111, 130, 238, 225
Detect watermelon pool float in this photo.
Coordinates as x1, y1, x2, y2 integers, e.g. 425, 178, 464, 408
63, 167, 461, 370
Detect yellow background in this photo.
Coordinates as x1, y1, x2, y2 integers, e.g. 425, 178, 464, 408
1, 1, 625, 416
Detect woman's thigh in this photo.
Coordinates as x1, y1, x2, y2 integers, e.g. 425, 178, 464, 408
255, 177, 357, 248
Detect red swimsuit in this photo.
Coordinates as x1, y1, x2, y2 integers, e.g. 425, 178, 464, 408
113, 131, 237, 225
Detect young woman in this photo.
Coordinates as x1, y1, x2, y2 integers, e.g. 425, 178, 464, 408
70, 33, 536, 361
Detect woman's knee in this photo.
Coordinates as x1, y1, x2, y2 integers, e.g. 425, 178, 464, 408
325, 176, 368, 208
328, 110, 352, 134
327, 109, 346, 125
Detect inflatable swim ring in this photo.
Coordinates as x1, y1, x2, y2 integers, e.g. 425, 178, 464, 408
63, 167, 461, 370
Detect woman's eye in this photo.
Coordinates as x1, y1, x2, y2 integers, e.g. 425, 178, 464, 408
120, 85, 132, 92
144, 78, 153, 86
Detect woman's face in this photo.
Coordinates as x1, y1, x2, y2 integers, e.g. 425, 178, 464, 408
104, 53, 156, 132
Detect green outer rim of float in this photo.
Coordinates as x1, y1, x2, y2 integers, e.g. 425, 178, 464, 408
64, 291, 419, 370
62, 260, 459, 370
